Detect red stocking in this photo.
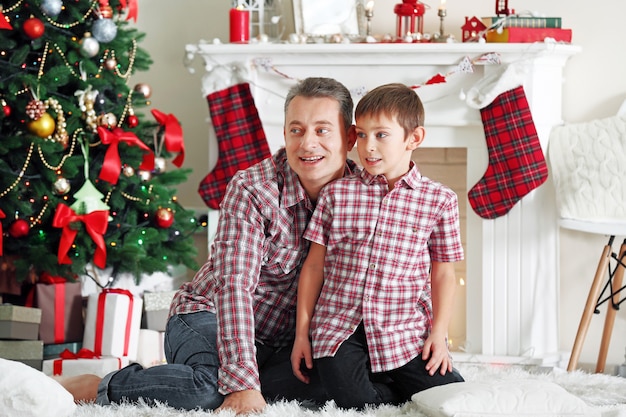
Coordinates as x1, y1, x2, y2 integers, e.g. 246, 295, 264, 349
198, 83, 271, 209
468, 85, 548, 219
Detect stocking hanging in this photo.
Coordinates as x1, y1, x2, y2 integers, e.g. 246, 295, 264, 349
468, 85, 548, 219
198, 83, 271, 209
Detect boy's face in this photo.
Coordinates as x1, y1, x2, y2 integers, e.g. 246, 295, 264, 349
284, 96, 356, 197
355, 112, 423, 185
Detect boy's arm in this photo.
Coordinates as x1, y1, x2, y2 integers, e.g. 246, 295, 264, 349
422, 261, 457, 376
291, 242, 327, 383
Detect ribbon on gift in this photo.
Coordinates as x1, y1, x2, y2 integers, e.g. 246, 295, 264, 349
0, 208, 5, 255
40, 272, 68, 343
152, 109, 185, 167
53, 348, 100, 375
52, 203, 109, 269
97, 126, 154, 184
94, 289, 134, 357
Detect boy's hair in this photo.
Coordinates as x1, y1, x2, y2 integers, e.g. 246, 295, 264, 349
355, 83, 425, 137
284, 77, 354, 132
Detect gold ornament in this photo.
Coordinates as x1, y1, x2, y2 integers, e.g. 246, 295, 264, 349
27, 112, 56, 137
97, 112, 117, 128
133, 83, 152, 99
53, 177, 71, 195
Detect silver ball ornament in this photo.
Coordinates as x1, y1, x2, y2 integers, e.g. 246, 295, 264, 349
122, 165, 135, 177
92, 18, 118, 43
139, 170, 152, 182
41, 0, 63, 17
80, 35, 100, 58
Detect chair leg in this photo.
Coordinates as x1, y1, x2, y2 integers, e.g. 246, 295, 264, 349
567, 236, 614, 372
596, 240, 626, 373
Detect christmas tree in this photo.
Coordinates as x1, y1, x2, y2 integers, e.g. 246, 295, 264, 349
0, 0, 200, 284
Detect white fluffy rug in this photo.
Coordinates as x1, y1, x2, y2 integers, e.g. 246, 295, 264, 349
71, 364, 626, 417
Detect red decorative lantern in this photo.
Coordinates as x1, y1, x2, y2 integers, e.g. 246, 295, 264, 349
495, 0, 514, 16
394, 0, 425, 39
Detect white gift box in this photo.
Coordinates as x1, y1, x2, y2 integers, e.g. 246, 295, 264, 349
42, 355, 130, 377
83, 289, 143, 360
136, 329, 166, 368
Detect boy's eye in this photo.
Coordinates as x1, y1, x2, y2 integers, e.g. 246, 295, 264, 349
376, 132, 388, 139
356, 132, 366, 138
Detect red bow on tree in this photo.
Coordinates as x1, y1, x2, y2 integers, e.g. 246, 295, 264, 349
0, 11, 12, 30
152, 109, 185, 167
52, 203, 109, 269
117, 0, 138, 22
98, 126, 154, 184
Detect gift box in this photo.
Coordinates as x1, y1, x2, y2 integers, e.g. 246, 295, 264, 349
136, 329, 166, 368
0, 340, 43, 370
0, 304, 42, 340
43, 342, 83, 360
142, 290, 176, 331
42, 349, 130, 377
34, 279, 84, 344
83, 289, 142, 360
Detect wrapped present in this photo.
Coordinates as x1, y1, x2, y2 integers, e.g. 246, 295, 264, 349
136, 329, 166, 368
0, 304, 42, 340
42, 348, 130, 377
0, 340, 43, 370
43, 342, 83, 360
142, 290, 176, 331
83, 289, 142, 360
34, 274, 84, 344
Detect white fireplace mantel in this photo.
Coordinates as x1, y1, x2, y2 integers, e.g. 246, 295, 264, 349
186, 42, 580, 361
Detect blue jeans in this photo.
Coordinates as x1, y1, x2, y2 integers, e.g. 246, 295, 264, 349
315, 323, 465, 409
97, 311, 329, 410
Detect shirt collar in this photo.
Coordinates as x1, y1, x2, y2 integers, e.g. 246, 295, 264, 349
358, 161, 422, 189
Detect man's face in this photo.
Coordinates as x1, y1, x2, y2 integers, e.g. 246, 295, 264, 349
284, 96, 355, 198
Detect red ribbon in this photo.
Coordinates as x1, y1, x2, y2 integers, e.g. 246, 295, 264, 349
40, 272, 67, 343
94, 289, 135, 357
53, 348, 100, 375
0, 208, 5, 255
152, 109, 185, 167
0, 11, 12, 30
52, 203, 109, 269
98, 126, 154, 184
117, 0, 138, 21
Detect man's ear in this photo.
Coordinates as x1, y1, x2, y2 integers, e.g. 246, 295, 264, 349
407, 126, 425, 151
346, 124, 357, 150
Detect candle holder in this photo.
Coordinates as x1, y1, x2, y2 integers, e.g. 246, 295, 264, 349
365, 3, 374, 37
434, 7, 452, 42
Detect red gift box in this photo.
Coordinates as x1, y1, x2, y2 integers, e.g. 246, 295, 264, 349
34, 274, 84, 344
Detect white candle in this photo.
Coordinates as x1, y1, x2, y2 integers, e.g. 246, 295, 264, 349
365, 1, 374, 12
439, 0, 446, 10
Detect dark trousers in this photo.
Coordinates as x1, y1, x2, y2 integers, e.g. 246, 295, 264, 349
315, 323, 464, 409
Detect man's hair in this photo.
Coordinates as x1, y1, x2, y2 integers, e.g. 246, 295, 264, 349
355, 83, 425, 137
284, 77, 354, 132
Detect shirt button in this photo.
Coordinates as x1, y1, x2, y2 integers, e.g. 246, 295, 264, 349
413, 227, 419, 233
363, 295, 370, 302
369, 263, 376, 270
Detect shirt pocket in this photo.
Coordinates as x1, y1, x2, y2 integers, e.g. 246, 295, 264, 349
260, 242, 303, 288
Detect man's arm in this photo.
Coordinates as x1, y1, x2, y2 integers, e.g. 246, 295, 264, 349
421, 261, 457, 376
291, 242, 326, 383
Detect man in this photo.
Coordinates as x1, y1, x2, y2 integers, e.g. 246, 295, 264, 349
58, 77, 359, 415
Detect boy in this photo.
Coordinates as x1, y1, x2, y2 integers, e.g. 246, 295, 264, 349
291, 83, 464, 409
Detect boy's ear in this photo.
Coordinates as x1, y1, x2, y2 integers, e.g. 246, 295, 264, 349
407, 126, 425, 150
346, 124, 357, 150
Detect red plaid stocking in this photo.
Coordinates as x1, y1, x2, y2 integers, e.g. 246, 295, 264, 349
468, 86, 548, 219
198, 83, 271, 209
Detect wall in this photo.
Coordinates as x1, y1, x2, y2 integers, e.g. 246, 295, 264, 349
133, 0, 626, 372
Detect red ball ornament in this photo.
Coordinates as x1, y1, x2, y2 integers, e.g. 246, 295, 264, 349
155, 208, 174, 228
9, 219, 30, 238
127, 114, 139, 128
23, 17, 45, 40
2, 104, 10, 117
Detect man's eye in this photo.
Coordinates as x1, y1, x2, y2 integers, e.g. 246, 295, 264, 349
290, 127, 302, 135
317, 128, 329, 135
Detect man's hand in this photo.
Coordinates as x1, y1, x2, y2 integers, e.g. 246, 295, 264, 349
217, 389, 267, 415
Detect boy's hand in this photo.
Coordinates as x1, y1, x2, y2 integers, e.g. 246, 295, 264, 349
422, 332, 453, 376
291, 337, 313, 383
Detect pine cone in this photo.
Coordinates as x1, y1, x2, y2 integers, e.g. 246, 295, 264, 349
25, 99, 46, 120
